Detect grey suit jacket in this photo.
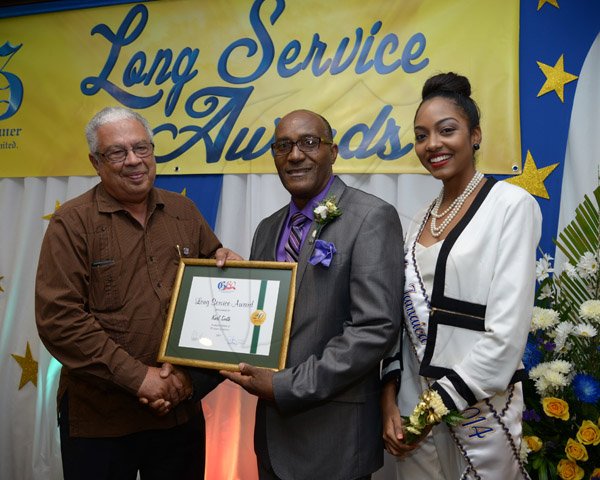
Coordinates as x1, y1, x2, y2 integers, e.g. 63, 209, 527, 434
250, 177, 404, 480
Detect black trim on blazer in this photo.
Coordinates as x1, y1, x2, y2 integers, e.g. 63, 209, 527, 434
430, 177, 496, 307
419, 308, 486, 381
431, 382, 458, 412
420, 179, 496, 384
432, 371, 478, 411
446, 371, 478, 406
511, 369, 527, 384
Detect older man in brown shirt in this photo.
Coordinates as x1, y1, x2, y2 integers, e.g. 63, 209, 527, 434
35, 106, 237, 480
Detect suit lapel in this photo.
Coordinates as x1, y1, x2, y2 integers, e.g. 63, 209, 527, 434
270, 207, 289, 260
294, 177, 346, 290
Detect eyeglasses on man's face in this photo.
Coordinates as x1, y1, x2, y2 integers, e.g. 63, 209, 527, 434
96, 142, 155, 164
271, 135, 332, 157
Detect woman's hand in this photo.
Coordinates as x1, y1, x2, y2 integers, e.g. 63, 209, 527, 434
381, 381, 431, 457
381, 380, 405, 455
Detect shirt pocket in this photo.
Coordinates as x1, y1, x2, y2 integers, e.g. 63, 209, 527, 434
166, 218, 201, 258
89, 259, 124, 312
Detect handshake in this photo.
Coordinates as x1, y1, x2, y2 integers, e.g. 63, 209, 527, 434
137, 363, 193, 416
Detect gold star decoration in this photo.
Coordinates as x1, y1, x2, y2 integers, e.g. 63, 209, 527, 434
536, 54, 578, 102
0, 275, 4, 293
537, 0, 559, 10
11, 341, 38, 389
180, 187, 187, 197
42, 200, 61, 220
505, 150, 558, 199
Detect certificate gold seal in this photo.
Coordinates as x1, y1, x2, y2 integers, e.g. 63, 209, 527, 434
250, 309, 267, 326
250, 281, 268, 354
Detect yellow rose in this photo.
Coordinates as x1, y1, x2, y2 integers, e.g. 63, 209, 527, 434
591, 467, 600, 479
524, 435, 543, 452
576, 420, 600, 446
565, 438, 588, 462
542, 397, 570, 420
557, 459, 584, 480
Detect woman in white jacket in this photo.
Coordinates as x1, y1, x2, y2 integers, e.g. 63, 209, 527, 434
381, 72, 541, 480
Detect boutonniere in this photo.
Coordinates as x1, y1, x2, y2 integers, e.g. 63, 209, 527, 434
313, 196, 342, 226
308, 239, 337, 268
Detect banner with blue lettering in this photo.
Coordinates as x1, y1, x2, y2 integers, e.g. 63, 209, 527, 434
0, 0, 519, 177
1, 1, 600, 479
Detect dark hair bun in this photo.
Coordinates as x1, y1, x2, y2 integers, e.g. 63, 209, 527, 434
417, 72, 480, 130
422, 72, 471, 100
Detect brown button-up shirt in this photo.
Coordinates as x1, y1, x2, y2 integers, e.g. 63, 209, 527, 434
35, 183, 222, 437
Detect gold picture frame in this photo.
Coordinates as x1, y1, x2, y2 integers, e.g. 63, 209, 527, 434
158, 259, 296, 371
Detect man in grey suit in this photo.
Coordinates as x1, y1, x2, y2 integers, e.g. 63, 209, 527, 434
221, 109, 403, 480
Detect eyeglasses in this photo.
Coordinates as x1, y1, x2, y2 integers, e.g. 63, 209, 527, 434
96, 142, 155, 164
271, 135, 332, 157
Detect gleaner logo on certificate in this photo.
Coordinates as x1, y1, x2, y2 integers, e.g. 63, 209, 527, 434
158, 259, 296, 371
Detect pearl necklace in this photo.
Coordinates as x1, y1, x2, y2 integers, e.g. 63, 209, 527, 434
430, 171, 484, 237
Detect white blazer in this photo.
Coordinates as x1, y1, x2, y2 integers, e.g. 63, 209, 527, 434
386, 179, 542, 412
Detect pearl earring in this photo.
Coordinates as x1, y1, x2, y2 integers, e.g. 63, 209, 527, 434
473, 143, 480, 151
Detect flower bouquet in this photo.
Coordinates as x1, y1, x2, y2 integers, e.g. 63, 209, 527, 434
402, 389, 463, 444
523, 187, 600, 480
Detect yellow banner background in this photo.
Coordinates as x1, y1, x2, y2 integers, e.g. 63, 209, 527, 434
0, 0, 519, 177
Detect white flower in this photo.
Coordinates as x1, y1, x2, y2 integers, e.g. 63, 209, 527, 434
324, 200, 337, 213
528, 363, 546, 380
534, 376, 552, 396
576, 251, 598, 279
536, 254, 554, 283
573, 323, 597, 338
553, 322, 574, 352
406, 425, 422, 435
530, 360, 573, 395
549, 359, 573, 375
428, 391, 449, 417
313, 196, 342, 225
544, 369, 570, 388
409, 412, 421, 428
563, 262, 578, 278
313, 205, 328, 220
537, 284, 553, 301
530, 306, 560, 332
529, 361, 572, 380
580, 299, 600, 322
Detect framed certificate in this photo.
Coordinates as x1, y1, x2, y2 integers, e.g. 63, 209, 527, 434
158, 259, 296, 371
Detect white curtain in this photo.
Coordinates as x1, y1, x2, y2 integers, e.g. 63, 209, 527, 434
0, 172, 437, 479
0, 176, 100, 480
555, 32, 600, 273
215, 173, 437, 258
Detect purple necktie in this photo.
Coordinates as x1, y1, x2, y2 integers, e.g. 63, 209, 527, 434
284, 212, 307, 262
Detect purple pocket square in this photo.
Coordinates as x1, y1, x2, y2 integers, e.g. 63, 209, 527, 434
308, 240, 337, 267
